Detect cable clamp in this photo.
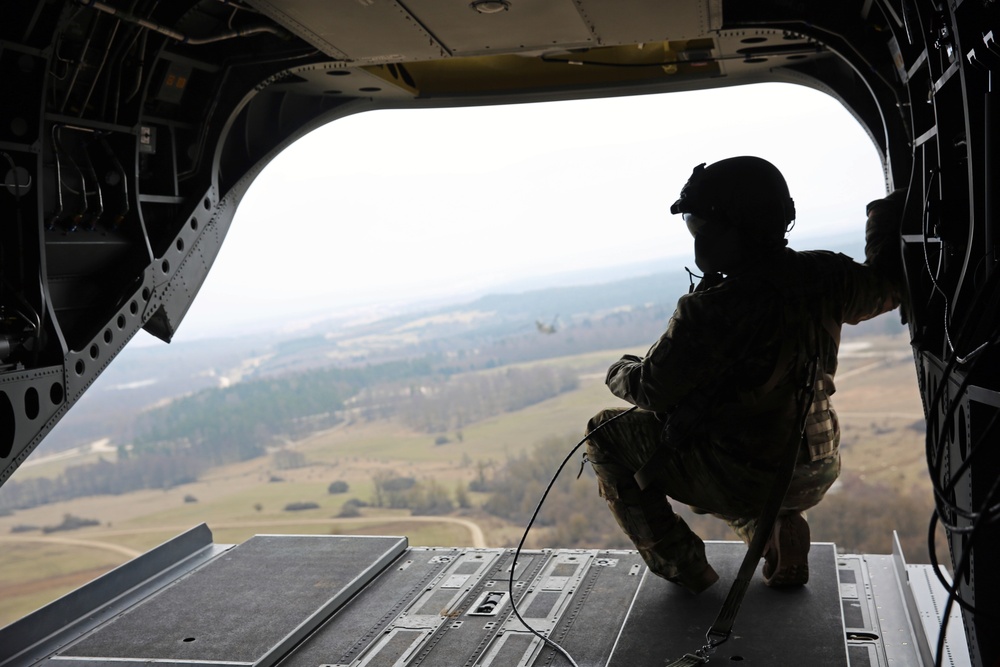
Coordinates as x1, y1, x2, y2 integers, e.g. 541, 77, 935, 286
705, 628, 729, 650
664, 649, 711, 666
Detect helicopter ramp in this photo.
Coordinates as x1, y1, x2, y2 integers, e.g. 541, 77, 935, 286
0, 525, 968, 666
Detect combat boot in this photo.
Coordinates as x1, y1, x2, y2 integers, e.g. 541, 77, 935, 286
762, 512, 810, 587
668, 561, 720, 594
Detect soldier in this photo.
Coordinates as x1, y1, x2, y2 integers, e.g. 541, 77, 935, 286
586, 156, 904, 593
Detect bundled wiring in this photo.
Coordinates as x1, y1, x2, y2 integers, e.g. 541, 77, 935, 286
930, 465, 1000, 667
920, 168, 993, 364
918, 296, 1000, 667
505, 405, 638, 667
924, 367, 1000, 618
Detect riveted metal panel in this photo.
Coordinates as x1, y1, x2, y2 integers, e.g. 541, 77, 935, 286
405, 0, 593, 55
246, 0, 446, 63
574, 0, 709, 43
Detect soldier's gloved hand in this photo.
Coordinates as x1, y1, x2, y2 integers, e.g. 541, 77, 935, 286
605, 354, 642, 385
865, 188, 907, 280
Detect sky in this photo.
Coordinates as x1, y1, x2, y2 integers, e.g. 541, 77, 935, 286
177, 82, 888, 340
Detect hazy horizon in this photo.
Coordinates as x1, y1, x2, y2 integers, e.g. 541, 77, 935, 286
148, 223, 868, 344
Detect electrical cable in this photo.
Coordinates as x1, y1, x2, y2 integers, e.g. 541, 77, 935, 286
100, 0, 145, 120
918, 311, 1000, 667
926, 363, 976, 523
889, 148, 996, 663
925, 376, 1000, 616
920, 168, 993, 364
78, 14, 120, 118
78, 0, 288, 46
539, 43, 825, 69
914, 170, 1000, 631
505, 405, 638, 667
923, 317, 1000, 524
926, 351, 978, 518
935, 391, 1000, 528
925, 334, 1000, 509
917, 328, 1000, 667
931, 463, 1000, 667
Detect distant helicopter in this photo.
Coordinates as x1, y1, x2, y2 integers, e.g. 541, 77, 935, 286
535, 316, 559, 335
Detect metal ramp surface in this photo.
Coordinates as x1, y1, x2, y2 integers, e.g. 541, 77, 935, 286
0, 526, 965, 667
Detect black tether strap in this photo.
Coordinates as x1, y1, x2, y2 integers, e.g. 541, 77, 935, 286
664, 356, 819, 667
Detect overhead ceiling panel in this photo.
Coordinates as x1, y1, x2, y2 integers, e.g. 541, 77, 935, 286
405, 0, 594, 55
247, 0, 446, 63
576, 0, 716, 44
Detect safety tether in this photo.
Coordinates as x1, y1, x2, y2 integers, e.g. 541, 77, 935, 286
664, 356, 819, 666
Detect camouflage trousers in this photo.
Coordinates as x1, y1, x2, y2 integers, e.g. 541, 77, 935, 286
585, 407, 840, 581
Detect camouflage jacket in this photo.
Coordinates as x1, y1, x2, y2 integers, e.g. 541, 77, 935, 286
606, 199, 902, 467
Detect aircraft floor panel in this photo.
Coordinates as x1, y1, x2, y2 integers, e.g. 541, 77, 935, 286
608, 541, 846, 666
10, 532, 959, 667
52, 534, 407, 665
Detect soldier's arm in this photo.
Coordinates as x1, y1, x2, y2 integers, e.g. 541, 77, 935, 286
605, 289, 739, 411
865, 189, 907, 285
840, 190, 907, 324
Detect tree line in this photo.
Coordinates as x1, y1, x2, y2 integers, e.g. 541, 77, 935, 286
478, 436, 946, 563
353, 366, 579, 433
0, 454, 200, 512
130, 358, 435, 463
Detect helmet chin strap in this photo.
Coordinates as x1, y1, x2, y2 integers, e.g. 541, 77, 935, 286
694, 229, 786, 278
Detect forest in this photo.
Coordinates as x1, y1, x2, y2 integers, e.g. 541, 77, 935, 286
476, 435, 943, 560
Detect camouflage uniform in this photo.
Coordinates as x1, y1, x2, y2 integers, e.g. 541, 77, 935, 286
587, 201, 902, 583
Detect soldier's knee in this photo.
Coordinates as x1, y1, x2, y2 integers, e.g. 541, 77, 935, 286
587, 407, 631, 445
587, 408, 618, 433
585, 410, 615, 458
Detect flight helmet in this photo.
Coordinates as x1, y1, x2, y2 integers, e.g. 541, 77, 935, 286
670, 156, 796, 249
